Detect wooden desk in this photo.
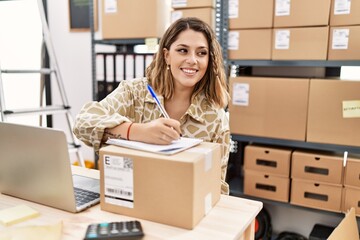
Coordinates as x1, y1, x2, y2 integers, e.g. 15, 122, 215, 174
0, 166, 262, 240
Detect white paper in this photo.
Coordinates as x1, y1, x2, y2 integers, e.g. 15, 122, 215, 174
228, 0, 239, 19
104, 0, 117, 14
171, 11, 183, 23
332, 29, 349, 49
106, 137, 203, 155
275, 29, 290, 49
334, 0, 351, 15
228, 31, 239, 50
172, 0, 187, 7
275, 0, 291, 16
232, 83, 249, 106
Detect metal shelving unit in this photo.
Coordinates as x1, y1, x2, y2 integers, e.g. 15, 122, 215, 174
221, 2, 360, 232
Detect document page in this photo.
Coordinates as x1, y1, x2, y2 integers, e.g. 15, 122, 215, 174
106, 137, 203, 155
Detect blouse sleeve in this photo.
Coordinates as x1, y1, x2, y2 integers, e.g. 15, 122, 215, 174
73, 80, 136, 154
214, 110, 231, 195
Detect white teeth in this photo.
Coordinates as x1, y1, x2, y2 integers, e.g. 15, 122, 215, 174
182, 69, 196, 74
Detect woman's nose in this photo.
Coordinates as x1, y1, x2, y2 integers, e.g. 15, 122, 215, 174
186, 52, 197, 64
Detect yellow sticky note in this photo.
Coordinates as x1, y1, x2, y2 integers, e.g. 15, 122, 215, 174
0, 205, 40, 226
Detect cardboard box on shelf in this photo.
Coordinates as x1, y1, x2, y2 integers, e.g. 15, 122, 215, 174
329, 0, 360, 26
228, 29, 272, 60
290, 179, 343, 212
171, 0, 215, 9
342, 187, 360, 217
171, 8, 215, 29
99, 142, 221, 229
244, 145, 292, 177
328, 25, 360, 60
229, 76, 309, 141
244, 169, 290, 202
291, 150, 344, 184
307, 79, 360, 147
228, 0, 273, 29
101, 0, 170, 39
273, 0, 331, 27
272, 26, 329, 60
344, 158, 360, 188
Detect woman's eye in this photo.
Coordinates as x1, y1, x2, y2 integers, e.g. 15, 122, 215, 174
177, 48, 187, 53
198, 51, 208, 56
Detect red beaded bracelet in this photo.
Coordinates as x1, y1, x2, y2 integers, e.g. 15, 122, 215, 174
127, 122, 134, 140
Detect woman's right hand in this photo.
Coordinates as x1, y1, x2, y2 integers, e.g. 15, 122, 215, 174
130, 118, 182, 145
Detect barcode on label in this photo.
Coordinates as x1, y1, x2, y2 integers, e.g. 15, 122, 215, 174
106, 188, 133, 197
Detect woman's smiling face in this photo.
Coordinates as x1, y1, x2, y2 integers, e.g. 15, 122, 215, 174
163, 29, 209, 91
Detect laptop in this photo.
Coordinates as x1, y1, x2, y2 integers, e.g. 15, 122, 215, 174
0, 122, 100, 213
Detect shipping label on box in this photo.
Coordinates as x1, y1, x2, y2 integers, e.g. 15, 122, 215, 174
103, 155, 134, 208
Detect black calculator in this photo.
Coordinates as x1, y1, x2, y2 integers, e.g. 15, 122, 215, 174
84, 220, 144, 240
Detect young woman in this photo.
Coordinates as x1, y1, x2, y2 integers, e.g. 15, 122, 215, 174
73, 17, 231, 194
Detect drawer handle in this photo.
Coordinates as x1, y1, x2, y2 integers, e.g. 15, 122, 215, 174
304, 192, 328, 202
256, 183, 276, 192
304, 166, 329, 176
256, 159, 277, 168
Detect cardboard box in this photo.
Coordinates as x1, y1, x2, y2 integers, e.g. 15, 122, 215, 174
307, 79, 360, 147
328, 25, 360, 60
228, 0, 273, 29
171, 8, 215, 29
273, 0, 331, 27
342, 187, 360, 216
244, 170, 290, 202
244, 145, 292, 177
291, 150, 344, 184
329, 0, 360, 26
328, 208, 360, 240
344, 158, 360, 188
101, 0, 170, 39
272, 27, 329, 60
228, 29, 272, 60
99, 142, 221, 229
171, 0, 215, 9
229, 76, 309, 141
291, 179, 342, 212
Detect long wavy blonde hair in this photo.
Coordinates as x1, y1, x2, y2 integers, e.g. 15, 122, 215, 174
146, 17, 229, 109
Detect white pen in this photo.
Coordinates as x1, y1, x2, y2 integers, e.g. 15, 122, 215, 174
147, 84, 170, 119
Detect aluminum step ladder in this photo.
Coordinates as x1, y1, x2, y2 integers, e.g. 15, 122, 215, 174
0, 0, 85, 167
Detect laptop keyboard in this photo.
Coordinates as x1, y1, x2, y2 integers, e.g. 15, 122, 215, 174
74, 187, 100, 207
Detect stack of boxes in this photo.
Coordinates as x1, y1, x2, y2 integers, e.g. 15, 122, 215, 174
228, 1, 360, 216
243, 145, 292, 203
290, 151, 344, 212
171, 0, 216, 29
227, 0, 360, 60
272, 0, 331, 60
328, 0, 360, 60
343, 157, 360, 216
228, 0, 273, 60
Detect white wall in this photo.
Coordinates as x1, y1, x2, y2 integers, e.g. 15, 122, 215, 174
47, 1, 94, 161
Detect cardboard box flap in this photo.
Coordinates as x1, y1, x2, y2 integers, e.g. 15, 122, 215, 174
328, 208, 360, 240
